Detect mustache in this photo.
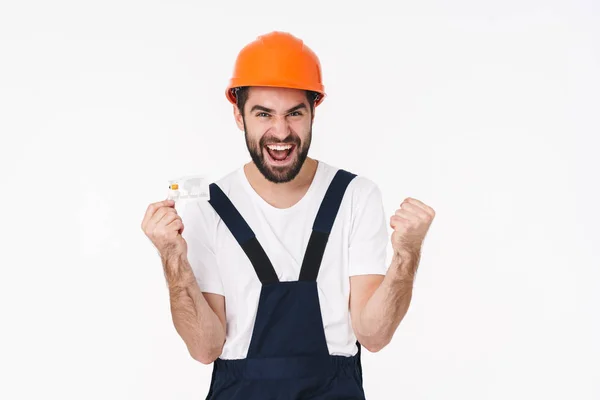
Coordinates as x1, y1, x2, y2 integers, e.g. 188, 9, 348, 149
259, 134, 301, 147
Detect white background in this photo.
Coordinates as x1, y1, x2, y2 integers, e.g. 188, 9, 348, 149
1, 0, 599, 399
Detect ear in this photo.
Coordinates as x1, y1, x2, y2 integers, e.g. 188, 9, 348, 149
233, 104, 244, 131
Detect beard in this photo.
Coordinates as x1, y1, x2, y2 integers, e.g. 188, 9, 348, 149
244, 124, 312, 184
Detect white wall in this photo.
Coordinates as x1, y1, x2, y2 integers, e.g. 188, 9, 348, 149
1, 1, 599, 399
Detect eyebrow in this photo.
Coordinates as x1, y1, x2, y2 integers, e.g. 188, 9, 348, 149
250, 103, 307, 114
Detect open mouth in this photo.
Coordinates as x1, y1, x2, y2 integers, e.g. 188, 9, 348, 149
264, 143, 295, 164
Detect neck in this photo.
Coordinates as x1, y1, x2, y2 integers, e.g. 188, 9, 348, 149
243, 157, 318, 209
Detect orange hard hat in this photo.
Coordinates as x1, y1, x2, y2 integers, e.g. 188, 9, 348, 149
225, 31, 326, 106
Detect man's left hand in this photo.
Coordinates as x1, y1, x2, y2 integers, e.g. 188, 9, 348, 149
390, 197, 436, 259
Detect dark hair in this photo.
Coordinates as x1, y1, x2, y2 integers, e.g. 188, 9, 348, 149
233, 87, 320, 117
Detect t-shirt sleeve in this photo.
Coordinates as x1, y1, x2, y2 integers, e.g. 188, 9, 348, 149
179, 201, 224, 296
348, 181, 389, 276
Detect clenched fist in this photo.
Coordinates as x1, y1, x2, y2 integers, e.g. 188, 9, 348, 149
390, 197, 435, 259
141, 199, 187, 259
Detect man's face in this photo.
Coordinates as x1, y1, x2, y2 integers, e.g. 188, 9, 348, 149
235, 87, 313, 184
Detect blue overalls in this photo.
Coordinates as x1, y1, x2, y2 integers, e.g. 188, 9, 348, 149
205, 169, 366, 400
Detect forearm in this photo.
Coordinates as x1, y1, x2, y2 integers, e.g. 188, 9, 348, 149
162, 253, 225, 364
355, 250, 420, 351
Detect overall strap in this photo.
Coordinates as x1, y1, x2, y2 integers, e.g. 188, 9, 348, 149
207, 183, 279, 285
299, 169, 357, 281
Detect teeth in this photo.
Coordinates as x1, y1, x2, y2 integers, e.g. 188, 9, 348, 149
267, 144, 292, 151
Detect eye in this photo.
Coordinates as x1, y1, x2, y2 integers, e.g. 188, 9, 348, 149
256, 112, 270, 118
289, 111, 303, 117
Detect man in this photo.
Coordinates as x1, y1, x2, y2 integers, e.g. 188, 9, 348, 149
142, 31, 435, 399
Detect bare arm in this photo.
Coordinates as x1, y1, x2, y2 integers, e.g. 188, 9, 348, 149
163, 252, 226, 364
350, 195, 434, 353
350, 250, 419, 353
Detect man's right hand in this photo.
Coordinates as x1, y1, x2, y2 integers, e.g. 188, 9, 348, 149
141, 199, 187, 259
143, 200, 226, 363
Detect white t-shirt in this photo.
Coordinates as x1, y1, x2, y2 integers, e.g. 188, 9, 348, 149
179, 160, 389, 360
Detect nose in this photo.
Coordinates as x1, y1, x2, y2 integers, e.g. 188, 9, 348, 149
270, 115, 291, 140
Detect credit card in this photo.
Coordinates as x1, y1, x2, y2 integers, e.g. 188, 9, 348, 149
167, 175, 210, 201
